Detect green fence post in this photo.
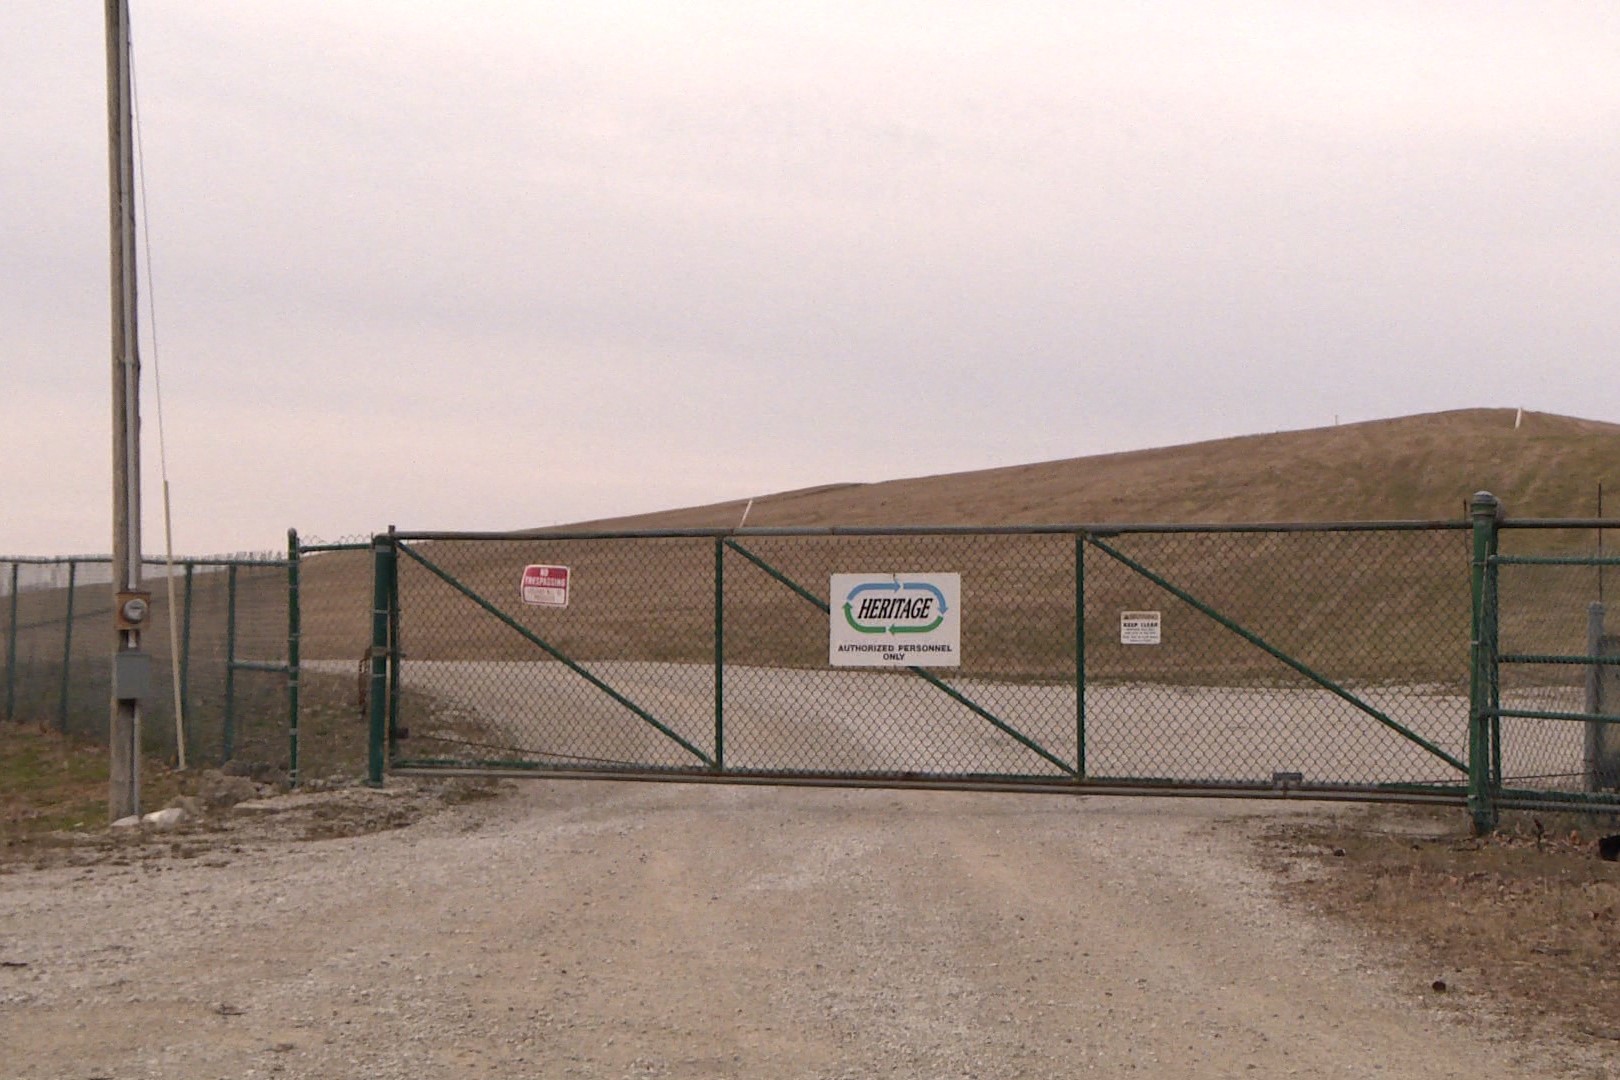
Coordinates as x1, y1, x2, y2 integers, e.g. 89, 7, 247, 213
714, 536, 725, 770
368, 535, 393, 786
287, 530, 302, 788
4, 562, 18, 722
180, 563, 194, 762
223, 564, 238, 763
58, 561, 78, 732
386, 527, 401, 757
1075, 532, 1087, 778
1489, 530, 1504, 790
1468, 491, 1501, 834
1585, 602, 1606, 792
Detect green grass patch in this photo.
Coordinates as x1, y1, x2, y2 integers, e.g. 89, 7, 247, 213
1, 723, 183, 842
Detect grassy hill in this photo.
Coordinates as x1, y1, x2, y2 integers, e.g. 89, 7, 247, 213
567, 408, 1619, 530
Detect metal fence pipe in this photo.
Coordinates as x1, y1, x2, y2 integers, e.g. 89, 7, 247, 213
1467, 492, 1500, 833
1497, 518, 1620, 531
713, 536, 725, 770
1489, 531, 1503, 791
1587, 602, 1606, 793
179, 564, 193, 761
386, 527, 400, 756
1494, 554, 1620, 566
387, 765, 1482, 807
4, 562, 17, 721
57, 560, 77, 731
287, 529, 302, 787
1497, 707, 1620, 724
231, 660, 290, 674
367, 536, 392, 786
1075, 532, 1086, 778
1499, 652, 1620, 666
223, 564, 238, 763
388, 519, 1473, 543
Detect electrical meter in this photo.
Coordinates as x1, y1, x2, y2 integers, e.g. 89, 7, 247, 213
115, 591, 151, 630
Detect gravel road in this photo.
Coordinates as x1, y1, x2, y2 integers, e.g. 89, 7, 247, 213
0, 780, 1601, 1079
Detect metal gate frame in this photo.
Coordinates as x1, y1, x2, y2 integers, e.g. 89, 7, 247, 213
721, 536, 1079, 780
1472, 492, 1620, 829
358, 498, 1620, 830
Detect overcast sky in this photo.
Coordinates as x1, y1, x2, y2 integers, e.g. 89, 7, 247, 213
5, 2, 1618, 554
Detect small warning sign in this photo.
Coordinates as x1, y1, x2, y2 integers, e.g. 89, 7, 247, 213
520, 564, 570, 608
1120, 610, 1161, 645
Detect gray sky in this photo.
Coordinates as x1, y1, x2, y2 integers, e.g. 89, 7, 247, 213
5, 2, 1618, 554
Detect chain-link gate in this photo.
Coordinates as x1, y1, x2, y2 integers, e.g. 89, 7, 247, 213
358, 505, 1620, 819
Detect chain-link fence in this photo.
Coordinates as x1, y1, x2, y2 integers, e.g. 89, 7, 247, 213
10, 503, 1613, 821
0, 553, 288, 767
0, 535, 379, 785
1491, 518, 1619, 800
284, 532, 379, 783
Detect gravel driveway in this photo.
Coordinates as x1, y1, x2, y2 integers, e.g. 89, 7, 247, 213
0, 779, 1598, 1079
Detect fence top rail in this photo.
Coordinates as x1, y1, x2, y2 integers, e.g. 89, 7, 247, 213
0, 554, 287, 567
1492, 554, 1620, 567
1498, 517, 1620, 530
151, 556, 288, 568
384, 519, 1474, 543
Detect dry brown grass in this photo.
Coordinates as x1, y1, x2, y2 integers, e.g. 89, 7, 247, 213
1263, 806, 1620, 1050
568, 407, 1620, 530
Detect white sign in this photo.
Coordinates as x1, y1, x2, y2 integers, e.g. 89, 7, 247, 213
829, 573, 961, 667
1120, 610, 1161, 645
520, 564, 570, 607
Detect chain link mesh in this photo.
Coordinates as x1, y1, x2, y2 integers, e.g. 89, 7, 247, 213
0, 553, 288, 768
1493, 524, 1618, 791
385, 526, 1491, 792
1084, 528, 1470, 786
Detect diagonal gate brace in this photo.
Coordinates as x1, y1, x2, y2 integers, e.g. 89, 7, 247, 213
724, 539, 1076, 777
1086, 535, 1466, 774
398, 544, 713, 767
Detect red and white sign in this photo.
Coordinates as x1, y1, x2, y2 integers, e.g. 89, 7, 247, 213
520, 564, 570, 607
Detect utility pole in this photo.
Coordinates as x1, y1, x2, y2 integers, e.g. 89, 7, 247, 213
107, 0, 148, 821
